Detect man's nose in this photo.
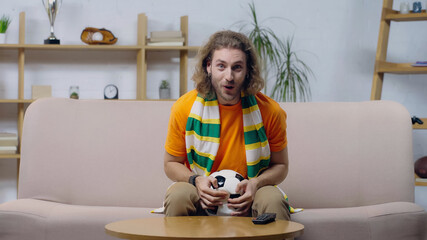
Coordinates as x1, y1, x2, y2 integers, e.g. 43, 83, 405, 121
225, 68, 234, 81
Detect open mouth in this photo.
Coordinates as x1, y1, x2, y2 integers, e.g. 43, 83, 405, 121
224, 86, 234, 90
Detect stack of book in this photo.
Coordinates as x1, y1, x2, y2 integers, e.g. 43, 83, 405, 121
147, 31, 185, 46
0, 132, 18, 155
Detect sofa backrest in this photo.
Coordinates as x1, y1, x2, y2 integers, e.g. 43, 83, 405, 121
19, 98, 175, 208
278, 101, 414, 208
19, 99, 414, 209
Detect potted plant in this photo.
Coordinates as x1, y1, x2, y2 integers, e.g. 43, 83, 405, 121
159, 80, 170, 99
236, 2, 313, 102
69, 85, 79, 99
0, 14, 11, 44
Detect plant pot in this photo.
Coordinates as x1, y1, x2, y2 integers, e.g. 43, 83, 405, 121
0, 33, 6, 44
159, 88, 170, 99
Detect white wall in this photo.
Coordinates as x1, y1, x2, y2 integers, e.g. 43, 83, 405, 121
1, 0, 427, 208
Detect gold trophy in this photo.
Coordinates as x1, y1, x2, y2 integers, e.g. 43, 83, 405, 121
42, 0, 62, 44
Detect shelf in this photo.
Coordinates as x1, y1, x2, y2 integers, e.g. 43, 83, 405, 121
0, 99, 34, 103
413, 118, 427, 129
26, 44, 142, 51
0, 44, 199, 52
375, 61, 427, 74
0, 99, 177, 103
384, 9, 427, 21
0, 154, 20, 159
0, 44, 141, 51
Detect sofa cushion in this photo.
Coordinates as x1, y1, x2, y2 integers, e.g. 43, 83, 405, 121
0, 198, 162, 240
292, 202, 426, 240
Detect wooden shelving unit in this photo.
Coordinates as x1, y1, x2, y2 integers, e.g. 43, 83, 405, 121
0, 154, 20, 159
371, 0, 427, 130
0, 44, 141, 51
0, 100, 33, 103
372, 0, 427, 187
375, 61, 427, 74
384, 9, 427, 21
0, 12, 199, 172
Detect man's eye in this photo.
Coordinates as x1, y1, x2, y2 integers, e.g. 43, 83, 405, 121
233, 65, 243, 71
217, 64, 225, 70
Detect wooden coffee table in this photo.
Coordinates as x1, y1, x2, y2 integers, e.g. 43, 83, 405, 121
105, 216, 304, 240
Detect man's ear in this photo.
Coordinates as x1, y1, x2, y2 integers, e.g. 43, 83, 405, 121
206, 60, 211, 74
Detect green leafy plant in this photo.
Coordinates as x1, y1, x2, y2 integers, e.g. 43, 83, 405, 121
159, 80, 170, 89
237, 2, 313, 102
271, 36, 313, 102
0, 15, 11, 33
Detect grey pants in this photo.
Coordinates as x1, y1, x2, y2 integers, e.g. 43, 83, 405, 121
164, 182, 291, 220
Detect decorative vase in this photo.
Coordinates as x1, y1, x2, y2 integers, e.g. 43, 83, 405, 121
159, 88, 170, 99
0, 33, 6, 44
400, 2, 410, 14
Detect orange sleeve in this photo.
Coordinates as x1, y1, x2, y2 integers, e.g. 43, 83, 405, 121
256, 93, 288, 152
164, 90, 197, 157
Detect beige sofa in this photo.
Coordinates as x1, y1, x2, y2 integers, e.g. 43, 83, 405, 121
0, 98, 425, 240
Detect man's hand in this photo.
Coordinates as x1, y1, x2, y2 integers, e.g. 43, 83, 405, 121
226, 147, 289, 216
196, 176, 229, 210
227, 178, 259, 216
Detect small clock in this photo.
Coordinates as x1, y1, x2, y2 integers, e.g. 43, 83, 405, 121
104, 84, 118, 100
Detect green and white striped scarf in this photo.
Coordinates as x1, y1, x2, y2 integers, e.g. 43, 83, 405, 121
185, 92, 270, 179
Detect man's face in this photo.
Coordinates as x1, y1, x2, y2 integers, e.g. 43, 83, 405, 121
207, 48, 247, 106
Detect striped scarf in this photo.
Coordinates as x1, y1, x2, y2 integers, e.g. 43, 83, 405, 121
185, 92, 270, 179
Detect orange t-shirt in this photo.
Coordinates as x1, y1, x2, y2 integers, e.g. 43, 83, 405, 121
165, 89, 287, 178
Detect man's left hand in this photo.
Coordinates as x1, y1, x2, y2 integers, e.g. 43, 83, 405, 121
227, 178, 259, 216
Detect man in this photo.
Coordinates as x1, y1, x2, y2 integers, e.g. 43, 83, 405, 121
163, 30, 290, 220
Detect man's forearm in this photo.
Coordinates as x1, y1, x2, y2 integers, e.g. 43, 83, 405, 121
164, 151, 193, 182
252, 147, 289, 189
252, 163, 288, 189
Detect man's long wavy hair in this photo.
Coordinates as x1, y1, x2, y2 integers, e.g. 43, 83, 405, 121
192, 30, 264, 98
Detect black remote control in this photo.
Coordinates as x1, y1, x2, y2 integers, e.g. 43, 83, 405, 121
252, 213, 276, 224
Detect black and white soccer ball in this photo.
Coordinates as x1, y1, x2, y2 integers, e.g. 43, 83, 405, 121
205, 169, 245, 216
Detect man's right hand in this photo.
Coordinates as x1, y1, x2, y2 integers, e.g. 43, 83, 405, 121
195, 176, 229, 210
163, 151, 228, 210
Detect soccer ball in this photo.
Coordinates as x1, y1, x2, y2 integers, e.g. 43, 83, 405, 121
205, 169, 245, 216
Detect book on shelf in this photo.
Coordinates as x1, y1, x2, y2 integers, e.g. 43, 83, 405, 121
0, 146, 17, 154
416, 177, 427, 183
147, 41, 184, 46
411, 61, 427, 67
150, 31, 182, 38
0, 132, 18, 147
147, 31, 185, 46
148, 37, 185, 43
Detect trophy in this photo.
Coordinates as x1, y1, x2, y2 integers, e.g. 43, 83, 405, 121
42, 0, 62, 44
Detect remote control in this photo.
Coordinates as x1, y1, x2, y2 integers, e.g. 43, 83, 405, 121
252, 213, 276, 224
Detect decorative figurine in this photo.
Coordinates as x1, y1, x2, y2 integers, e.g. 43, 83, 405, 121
413, 1, 422, 13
